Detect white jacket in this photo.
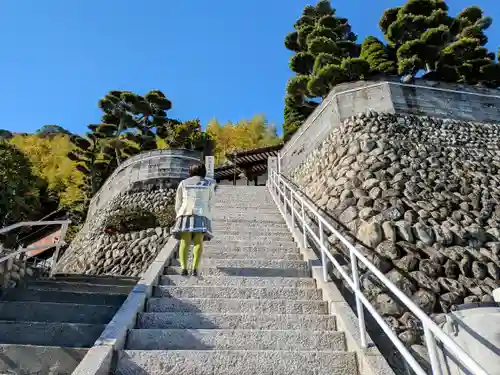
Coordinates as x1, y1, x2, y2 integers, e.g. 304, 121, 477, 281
175, 176, 215, 220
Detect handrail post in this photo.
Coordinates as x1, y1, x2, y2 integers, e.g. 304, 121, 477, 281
277, 152, 281, 175
50, 222, 69, 277
350, 248, 367, 348
424, 325, 443, 375
290, 189, 295, 230
301, 200, 307, 248
317, 214, 328, 282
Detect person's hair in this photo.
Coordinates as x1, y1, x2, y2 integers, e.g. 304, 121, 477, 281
189, 163, 207, 178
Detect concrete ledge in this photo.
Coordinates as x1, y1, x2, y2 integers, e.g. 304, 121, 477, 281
71, 237, 178, 375
71, 346, 113, 375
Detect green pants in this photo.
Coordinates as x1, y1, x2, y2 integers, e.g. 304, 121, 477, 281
178, 232, 204, 270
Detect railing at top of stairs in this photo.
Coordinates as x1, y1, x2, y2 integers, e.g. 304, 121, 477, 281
0, 220, 70, 277
267, 168, 492, 375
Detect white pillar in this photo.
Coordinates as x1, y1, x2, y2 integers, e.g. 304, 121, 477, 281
277, 152, 281, 175
205, 156, 215, 181
493, 288, 500, 302
267, 156, 277, 184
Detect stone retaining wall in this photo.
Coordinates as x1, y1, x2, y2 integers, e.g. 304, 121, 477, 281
55, 186, 175, 277
57, 149, 205, 277
0, 257, 33, 288
289, 111, 500, 355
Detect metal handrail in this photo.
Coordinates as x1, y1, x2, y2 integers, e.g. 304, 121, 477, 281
0, 220, 71, 277
267, 169, 491, 375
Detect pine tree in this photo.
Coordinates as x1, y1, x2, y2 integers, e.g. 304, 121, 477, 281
283, 0, 367, 140
157, 119, 206, 150
360, 36, 397, 75
67, 125, 116, 210
283, 96, 314, 142
98, 90, 173, 164
97, 91, 138, 165
441, 6, 500, 87
379, 0, 453, 79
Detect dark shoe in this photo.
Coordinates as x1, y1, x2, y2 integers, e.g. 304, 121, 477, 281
191, 269, 198, 277
181, 269, 188, 276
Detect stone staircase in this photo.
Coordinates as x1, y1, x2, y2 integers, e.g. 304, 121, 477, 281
116, 186, 359, 374
0, 274, 137, 374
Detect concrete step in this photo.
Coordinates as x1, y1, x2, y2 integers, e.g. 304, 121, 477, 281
0, 321, 105, 347
147, 298, 328, 314
193, 250, 302, 260
214, 195, 274, 201
166, 266, 309, 278
171, 258, 307, 270
159, 275, 317, 289
209, 230, 293, 239
205, 240, 297, 251
213, 197, 276, 203
1, 289, 127, 306
215, 192, 272, 198
211, 209, 282, 216
213, 207, 280, 213
25, 280, 133, 294
213, 200, 276, 204
214, 190, 273, 198
49, 274, 138, 285
0, 301, 118, 324
137, 312, 336, 331
126, 329, 346, 351
215, 185, 269, 190
209, 234, 295, 244
212, 207, 279, 213
211, 229, 292, 238
153, 286, 322, 300
203, 243, 298, 252
211, 221, 288, 230
211, 214, 284, 222
117, 350, 357, 375
0, 344, 88, 375
212, 206, 279, 212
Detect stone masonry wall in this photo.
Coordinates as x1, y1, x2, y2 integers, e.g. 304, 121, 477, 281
290, 111, 500, 356
0, 257, 34, 288
55, 187, 175, 277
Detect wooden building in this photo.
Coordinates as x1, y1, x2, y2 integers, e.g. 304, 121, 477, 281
214, 144, 283, 186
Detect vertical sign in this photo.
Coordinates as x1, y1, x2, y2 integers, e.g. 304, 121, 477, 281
268, 156, 277, 172
205, 156, 214, 179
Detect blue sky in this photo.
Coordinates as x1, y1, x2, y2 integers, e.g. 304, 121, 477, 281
0, 0, 498, 136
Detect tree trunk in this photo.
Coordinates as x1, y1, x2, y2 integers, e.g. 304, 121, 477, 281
114, 117, 124, 165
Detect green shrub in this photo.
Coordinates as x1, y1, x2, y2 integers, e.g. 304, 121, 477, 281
154, 205, 176, 227
103, 205, 176, 233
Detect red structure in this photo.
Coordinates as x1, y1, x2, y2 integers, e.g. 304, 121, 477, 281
26, 229, 61, 258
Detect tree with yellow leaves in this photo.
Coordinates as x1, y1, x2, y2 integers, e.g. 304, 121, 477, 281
9, 134, 85, 210
206, 115, 280, 165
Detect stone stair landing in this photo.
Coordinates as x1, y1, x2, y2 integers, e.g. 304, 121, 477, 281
116, 186, 359, 375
